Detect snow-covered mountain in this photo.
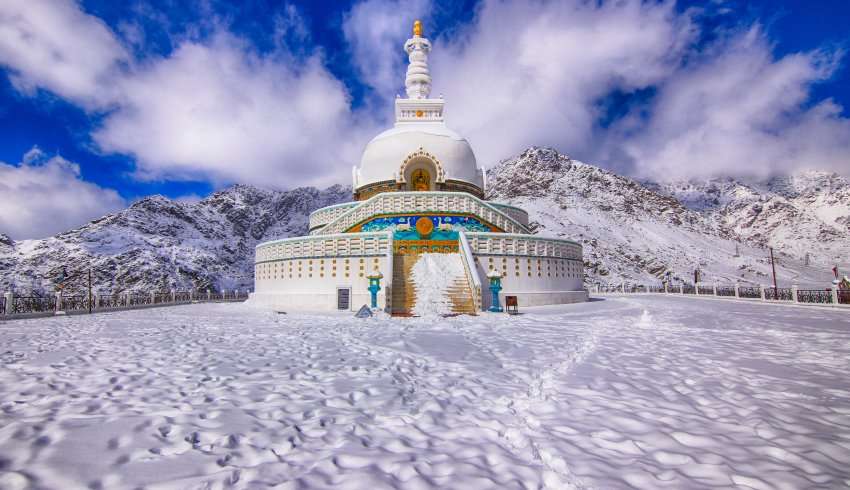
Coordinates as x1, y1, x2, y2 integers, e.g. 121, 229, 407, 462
486, 148, 844, 287
0, 185, 349, 293
0, 147, 844, 293
646, 172, 850, 269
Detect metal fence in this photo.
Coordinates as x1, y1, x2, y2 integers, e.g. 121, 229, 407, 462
13, 296, 57, 314
1, 290, 249, 319
764, 288, 793, 301
797, 289, 833, 304
594, 283, 848, 308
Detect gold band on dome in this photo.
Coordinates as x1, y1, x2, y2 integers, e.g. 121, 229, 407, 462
413, 20, 422, 37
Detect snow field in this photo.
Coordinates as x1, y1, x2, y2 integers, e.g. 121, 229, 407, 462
0, 297, 848, 489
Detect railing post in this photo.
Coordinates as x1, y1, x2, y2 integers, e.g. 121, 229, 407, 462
621, 282, 625, 293
831, 286, 839, 305
124, 292, 130, 306
712, 283, 717, 296
3, 291, 13, 315
150, 291, 156, 304
791, 284, 799, 303
55, 292, 62, 313
93, 292, 99, 310
664, 282, 668, 294
171, 290, 176, 303
207, 289, 211, 301
734, 283, 740, 298
695, 282, 700, 296
759, 285, 766, 301
679, 284, 684, 294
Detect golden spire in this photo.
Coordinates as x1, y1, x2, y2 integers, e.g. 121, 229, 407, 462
413, 19, 422, 37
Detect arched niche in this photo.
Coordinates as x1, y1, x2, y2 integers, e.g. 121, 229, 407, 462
398, 148, 445, 192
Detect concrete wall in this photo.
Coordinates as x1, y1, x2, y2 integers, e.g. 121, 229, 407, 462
474, 254, 587, 309
252, 254, 391, 312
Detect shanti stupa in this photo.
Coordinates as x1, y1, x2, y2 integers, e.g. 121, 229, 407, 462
250, 21, 587, 314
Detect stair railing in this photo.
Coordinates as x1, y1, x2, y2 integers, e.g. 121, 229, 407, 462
385, 230, 393, 312
458, 231, 483, 312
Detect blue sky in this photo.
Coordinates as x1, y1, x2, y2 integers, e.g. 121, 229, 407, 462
0, 0, 849, 239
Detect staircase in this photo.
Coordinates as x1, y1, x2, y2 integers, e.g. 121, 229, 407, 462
446, 276, 477, 315
391, 254, 418, 316
391, 252, 477, 316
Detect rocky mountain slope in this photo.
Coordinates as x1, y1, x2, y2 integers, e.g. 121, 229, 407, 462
486, 148, 844, 287
0, 147, 844, 293
646, 172, 850, 268
0, 185, 349, 293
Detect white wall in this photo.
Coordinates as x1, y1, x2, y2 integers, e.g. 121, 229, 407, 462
251, 254, 391, 312
474, 254, 587, 309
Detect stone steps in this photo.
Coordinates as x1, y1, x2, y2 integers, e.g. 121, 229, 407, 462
391, 252, 477, 316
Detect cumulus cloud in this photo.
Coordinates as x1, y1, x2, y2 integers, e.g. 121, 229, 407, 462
429, 0, 696, 169
0, 0, 127, 107
0, 0, 848, 187
343, 0, 430, 106
615, 27, 850, 180
93, 33, 372, 188
0, 148, 125, 239
0, 0, 376, 188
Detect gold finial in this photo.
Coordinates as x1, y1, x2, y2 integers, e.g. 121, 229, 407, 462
413, 20, 422, 37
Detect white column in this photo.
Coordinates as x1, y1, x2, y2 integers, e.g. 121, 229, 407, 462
792, 284, 799, 303
171, 290, 176, 303
664, 282, 668, 294
621, 282, 625, 293
712, 283, 717, 296
695, 283, 700, 295
207, 289, 211, 301
124, 292, 131, 306
3, 292, 13, 315
55, 292, 62, 312
93, 292, 99, 309
150, 291, 156, 304
734, 283, 740, 298
831, 286, 839, 305
679, 284, 684, 294
760, 285, 766, 300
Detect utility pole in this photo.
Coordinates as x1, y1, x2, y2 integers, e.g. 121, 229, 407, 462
769, 247, 778, 300
88, 268, 93, 314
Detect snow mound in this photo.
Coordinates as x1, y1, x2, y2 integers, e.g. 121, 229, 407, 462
410, 253, 465, 317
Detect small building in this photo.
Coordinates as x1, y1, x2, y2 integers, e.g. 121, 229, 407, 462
250, 21, 587, 314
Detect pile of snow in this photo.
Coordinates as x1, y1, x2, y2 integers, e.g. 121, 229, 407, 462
410, 253, 466, 317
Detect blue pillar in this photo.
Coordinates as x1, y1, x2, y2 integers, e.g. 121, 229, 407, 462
488, 275, 503, 312
367, 274, 382, 309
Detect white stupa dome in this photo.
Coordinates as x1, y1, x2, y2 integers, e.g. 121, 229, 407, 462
352, 22, 484, 197
356, 123, 483, 190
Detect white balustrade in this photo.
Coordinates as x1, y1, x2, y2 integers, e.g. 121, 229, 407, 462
256, 232, 393, 263
312, 192, 530, 236
464, 232, 582, 261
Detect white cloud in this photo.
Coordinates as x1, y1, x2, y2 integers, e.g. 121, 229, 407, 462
429, 0, 696, 168
0, 0, 127, 107
0, 148, 125, 239
343, 0, 430, 106
616, 27, 850, 180
0, 0, 848, 187
93, 33, 373, 188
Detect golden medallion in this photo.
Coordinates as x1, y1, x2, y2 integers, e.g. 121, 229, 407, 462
416, 110, 424, 118
415, 217, 434, 238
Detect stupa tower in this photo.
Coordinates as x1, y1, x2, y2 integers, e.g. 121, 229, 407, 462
251, 19, 587, 314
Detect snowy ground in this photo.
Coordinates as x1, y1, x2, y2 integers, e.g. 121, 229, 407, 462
1, 298, 849, 489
